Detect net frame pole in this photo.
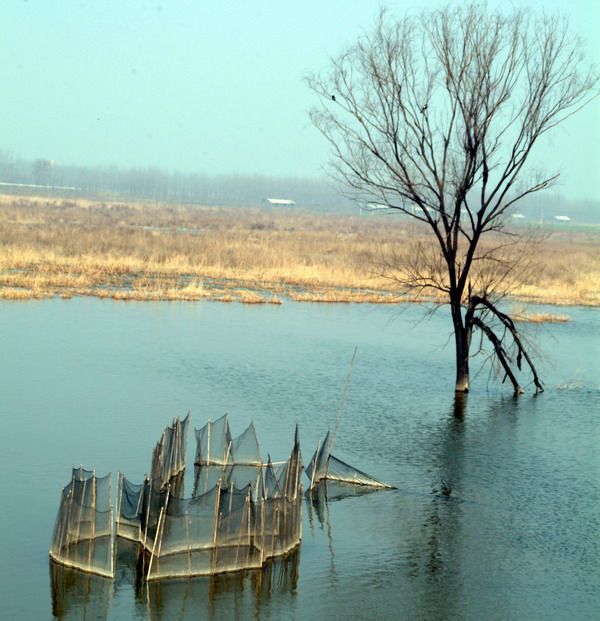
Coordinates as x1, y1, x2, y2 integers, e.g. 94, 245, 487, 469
185, 510, 191, 577
225, 440, 233, 467
259, 493, 266, 565
207, 420, 211, 465
282, 474, 288, 552
115, 472, 122, 536
175, 416, 180, 472
147, 482, 170, 579
75, 468, 88, 563
147, 505, 164, 578
309, 439, 320, 491
176, 415, 182, 473
109, 500, 114, 578
297, 486, 303, 544
255, 469, 261, 501
133, 476, 144, 542
65, 469, 77, 559
172, 417, 178, 479
108, 475, 114, 578
330, 346, 357, 455
223, 486, 234, 551
223, 413, 229, 465
183, 412, 190, 471
235, 488, 250, 568
87, 469, 96, 570
92, 469, 97, 539
245, 487, 252, 568
142, 475, 151, 550
271, 506, 278, 558
211, 480, 221, 572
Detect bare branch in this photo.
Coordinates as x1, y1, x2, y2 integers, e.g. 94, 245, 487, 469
471, 295, 544, 392
307, 2, 597, 393
470, 316, 524, 394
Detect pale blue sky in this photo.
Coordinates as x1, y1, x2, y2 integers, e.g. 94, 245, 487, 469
1, 0, 598, 199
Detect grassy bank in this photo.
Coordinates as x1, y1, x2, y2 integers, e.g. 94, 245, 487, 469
1, 194, 598, 308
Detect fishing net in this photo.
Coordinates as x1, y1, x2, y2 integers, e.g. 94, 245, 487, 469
194, 415, 262, 466
231, 422, 262, 465
50, 467, 114, 578
192, 463, 265, 499
305, 430, 332, 488
194, 413, 232, 466
306, 429, 394, 489
325, 455, 393, 487
146, 429, 303, 580
115, 475, 144, 542
150, 414, 189, 491
53, 412, 392, 584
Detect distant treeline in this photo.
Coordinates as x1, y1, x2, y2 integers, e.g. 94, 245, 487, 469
0, 150, 355, 212
0, 149, 598, 221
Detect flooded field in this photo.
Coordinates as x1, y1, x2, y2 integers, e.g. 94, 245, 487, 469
0, 298, 598, 620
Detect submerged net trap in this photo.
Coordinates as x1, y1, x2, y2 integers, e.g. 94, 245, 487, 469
51, 412, 391, 582
118, 416, 303, 580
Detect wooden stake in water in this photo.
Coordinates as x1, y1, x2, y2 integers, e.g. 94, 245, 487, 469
330, 347, 358, 455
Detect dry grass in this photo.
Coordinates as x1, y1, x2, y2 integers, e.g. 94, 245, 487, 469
510, 304, 571, 323
0, 194, 598, 306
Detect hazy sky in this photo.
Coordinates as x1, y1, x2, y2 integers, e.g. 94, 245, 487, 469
1, 0, 598, 199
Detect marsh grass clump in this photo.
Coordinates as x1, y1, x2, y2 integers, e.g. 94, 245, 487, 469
517, 313, 571, 323
510, 304, 571, 323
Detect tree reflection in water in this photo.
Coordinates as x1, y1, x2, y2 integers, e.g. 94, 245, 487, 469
398, 394, 468, 619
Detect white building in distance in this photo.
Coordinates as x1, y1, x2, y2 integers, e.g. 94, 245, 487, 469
266, 198, 296, 206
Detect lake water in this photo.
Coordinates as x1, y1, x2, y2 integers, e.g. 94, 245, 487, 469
0, 297, 598, 620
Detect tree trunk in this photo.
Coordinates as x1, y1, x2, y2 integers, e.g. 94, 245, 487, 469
452, 304, 470, 393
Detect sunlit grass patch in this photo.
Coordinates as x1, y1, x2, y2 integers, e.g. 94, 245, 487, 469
235, 289, 268, 304
517, 312, 571, 323
288, 288, 407, 303
0, 287, 53, 299
510, 304, 571, 323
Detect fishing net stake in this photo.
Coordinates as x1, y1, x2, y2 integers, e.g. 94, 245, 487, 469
330, 346, 358, 455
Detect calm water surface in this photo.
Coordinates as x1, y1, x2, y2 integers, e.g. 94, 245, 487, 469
0, 298, 598, 620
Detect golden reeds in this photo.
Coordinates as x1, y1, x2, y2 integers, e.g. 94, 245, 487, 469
1, 194, 598, 306
510, 304, 571, 323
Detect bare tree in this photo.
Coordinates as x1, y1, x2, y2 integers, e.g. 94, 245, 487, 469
307, 3, 597, 394
32, 158, 55, 185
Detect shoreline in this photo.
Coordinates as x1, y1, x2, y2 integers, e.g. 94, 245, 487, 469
0, 275, 592, 313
